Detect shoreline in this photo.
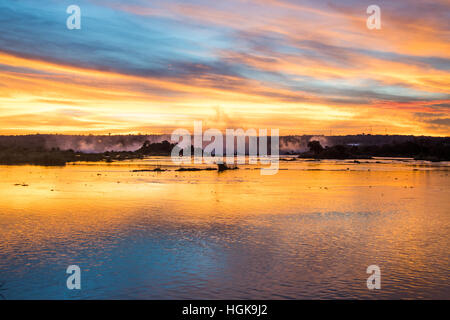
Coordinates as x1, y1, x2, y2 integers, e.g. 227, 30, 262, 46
1, 138, 449, 166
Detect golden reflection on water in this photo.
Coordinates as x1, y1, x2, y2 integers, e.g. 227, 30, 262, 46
0, 159, 449, 299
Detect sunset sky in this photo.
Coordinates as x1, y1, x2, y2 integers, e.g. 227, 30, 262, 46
0, 0, 449, 136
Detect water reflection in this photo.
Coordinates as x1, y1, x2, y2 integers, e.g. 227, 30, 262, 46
0, 159, 449, 299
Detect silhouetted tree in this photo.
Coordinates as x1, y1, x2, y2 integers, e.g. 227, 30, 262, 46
308, 141, 324, 155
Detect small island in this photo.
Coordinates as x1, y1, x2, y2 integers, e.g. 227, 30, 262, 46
298, 139, 450, 161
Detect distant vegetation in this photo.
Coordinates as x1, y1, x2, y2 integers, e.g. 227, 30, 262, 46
299, 138, 450, 161
0, 146, 139, 166
136, 140, 176, 155
0, 134, 449, 166
0, 140, 176, 166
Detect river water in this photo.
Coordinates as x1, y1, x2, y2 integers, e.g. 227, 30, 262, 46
0, 158, 449, 299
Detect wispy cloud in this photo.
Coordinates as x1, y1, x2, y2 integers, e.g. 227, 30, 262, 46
0, 0, 449, 135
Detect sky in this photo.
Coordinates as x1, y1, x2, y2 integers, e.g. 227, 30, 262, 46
0, 0, 449, 136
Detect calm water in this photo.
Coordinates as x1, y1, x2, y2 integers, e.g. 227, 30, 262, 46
0, 158, 449, 299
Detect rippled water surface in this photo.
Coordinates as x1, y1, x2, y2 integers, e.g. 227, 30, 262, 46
0, 158, 449, 299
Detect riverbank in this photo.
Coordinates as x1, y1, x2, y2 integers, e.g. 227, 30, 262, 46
297, 139, 450, 162
0, 141, 175, 166
1, 138, 449, 166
